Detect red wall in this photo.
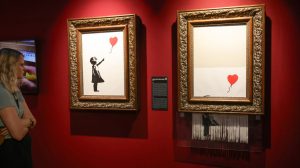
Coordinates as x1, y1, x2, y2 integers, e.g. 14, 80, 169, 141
1, 0, 300, 167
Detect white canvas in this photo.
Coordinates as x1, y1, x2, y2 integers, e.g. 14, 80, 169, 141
193, 25, 247, 98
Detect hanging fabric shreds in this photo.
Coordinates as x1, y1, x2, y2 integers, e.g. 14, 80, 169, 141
192, 113, 248, 144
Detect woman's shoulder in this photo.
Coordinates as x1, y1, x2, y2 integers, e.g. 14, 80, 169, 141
0, 83, 8, 93
0, 84, 15, 108
0, 83, 11, 98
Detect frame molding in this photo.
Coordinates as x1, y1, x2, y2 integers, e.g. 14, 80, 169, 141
68, 14, 138, 110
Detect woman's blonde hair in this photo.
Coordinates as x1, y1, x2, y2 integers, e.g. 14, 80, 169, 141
0, 48, 24, 93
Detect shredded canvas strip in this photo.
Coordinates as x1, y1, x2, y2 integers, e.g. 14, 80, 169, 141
192, 113, 248, 144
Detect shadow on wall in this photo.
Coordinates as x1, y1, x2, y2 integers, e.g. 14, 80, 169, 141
0, 0, 69, 40
70, 19, 148, 139
263, 16, 272, 149
284, 0, 300, 23
145, 0, 167, 13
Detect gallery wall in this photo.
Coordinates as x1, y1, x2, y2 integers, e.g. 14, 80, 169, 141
1, 0, 300, 167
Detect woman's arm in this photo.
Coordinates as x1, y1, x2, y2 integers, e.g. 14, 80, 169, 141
22, 101, 36, 129
0, 107, 32, 141
0, 127, 9, 136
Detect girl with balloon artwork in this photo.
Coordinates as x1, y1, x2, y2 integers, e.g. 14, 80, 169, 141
89, 36, 118, 92
89, 36, 119, 92
81, 31, 125, 96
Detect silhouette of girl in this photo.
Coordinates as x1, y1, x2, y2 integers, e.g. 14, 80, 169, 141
90, 57, 104, 92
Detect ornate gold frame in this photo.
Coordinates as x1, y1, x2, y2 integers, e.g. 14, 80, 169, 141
68, 14, 138, 110
177, 5, 265, 114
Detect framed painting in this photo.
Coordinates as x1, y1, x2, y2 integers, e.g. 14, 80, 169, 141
177, 5, 265, 114
0, 40, 38, 94
68, 14, 138, 110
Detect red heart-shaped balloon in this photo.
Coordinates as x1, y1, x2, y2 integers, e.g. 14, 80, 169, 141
109, 37, 118, 47
227, 74, 238, 86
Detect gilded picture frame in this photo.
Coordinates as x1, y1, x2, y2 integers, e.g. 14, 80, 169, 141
68, 14, 138, 110
177, 5, 265, 114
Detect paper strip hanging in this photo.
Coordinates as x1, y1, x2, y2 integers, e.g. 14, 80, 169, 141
192, 113, 248, 144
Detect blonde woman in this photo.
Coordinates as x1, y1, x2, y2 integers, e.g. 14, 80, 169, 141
0, 48, 36, 168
